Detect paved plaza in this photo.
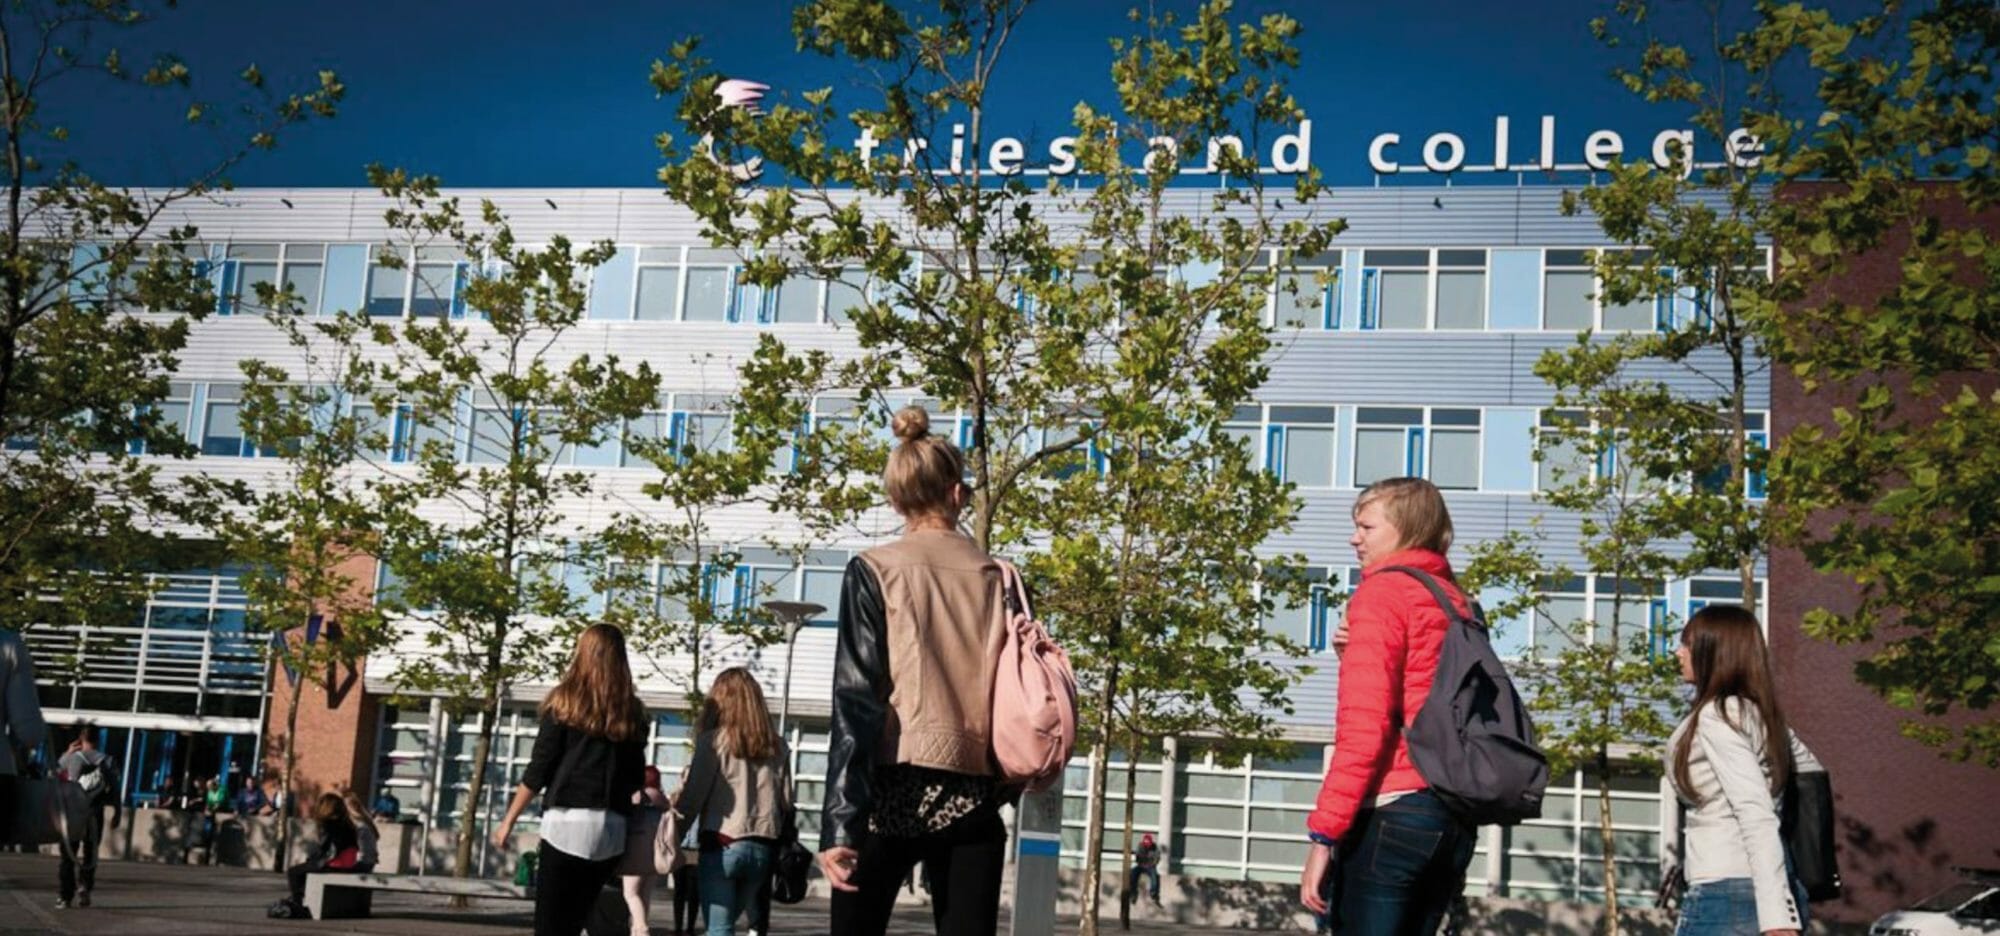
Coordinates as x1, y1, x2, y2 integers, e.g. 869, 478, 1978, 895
0, 853, 1210, 935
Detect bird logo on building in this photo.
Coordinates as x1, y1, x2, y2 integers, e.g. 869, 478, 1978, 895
703, 78, 769, 183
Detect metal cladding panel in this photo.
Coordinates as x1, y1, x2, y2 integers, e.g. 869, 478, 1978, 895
1263, 334, 1520, 405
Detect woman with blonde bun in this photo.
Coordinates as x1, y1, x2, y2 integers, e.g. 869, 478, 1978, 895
819, 406, 1013, 936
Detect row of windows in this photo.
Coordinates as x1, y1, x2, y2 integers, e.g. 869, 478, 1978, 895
371, 700, 1668, 900
1266, 567, 1763, 657
115, 382, 1769, 501
377, 547, 848, 627
92, 241, 1767, 334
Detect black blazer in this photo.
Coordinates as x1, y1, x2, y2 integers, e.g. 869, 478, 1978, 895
519, 713, 646, 814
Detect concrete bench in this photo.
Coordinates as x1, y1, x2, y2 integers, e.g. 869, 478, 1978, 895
303, 872, 628, 933
303, 872, 532, 920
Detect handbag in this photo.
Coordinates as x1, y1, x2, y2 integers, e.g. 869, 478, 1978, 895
769, 808, 812, 904
1782, 768, 1842, 902
8, 773, 87, 852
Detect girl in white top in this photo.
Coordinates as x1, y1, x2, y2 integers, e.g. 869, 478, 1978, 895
1668, 605, 1819, 936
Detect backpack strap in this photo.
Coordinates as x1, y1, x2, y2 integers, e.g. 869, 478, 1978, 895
1379, 565, 1482, 632
996, 560, 1033, 620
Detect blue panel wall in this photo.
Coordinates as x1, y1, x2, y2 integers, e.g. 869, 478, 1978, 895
1338, 249, 1364, 331
1480, 407, 1538, 493
1487, 249, 1542, 330
322, 244, 369, 316
589, 247, 636, 321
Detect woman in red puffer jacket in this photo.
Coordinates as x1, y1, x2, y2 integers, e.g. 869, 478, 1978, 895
1300, 477, 1477, 936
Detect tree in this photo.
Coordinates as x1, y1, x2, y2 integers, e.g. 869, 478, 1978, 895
221, 301, 397, 869
651, 3, 1339, 929
597, 338, 879, 709
0, 1, 340, 649
360, 168, 660, 884
1584, 0, 2000, 766
1742, 0, 2000, 766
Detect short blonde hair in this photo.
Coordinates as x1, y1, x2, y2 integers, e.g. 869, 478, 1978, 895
884, 405, 966, 520
1353, 477, 1454, 554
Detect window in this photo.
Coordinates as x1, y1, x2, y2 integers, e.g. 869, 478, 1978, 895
1694, 412, 1768, 499
1685, 578, 1769, 639
1275, 252, 1340, 329
369, 246, 468, 318
1501, 767, 1664, 903
1353, 407, 1480, 489
1544, 248, 1661, 332
1435, 249, 1487, 330
389, 404, 454, 464
223, 243, 325, 315
134, 382, 195, 454
1534, 575, 1666, 660
675, 394, 735, 456
1262, 565, 1334, 648
681, 262, 733, 322
1265, 406, 1337, 488
1221, 406, 1263, 466
200, 383, 248, 456
366, 251, 408, 318
768, 275, 821, 324
623, 397, 672, 467
1543, 250, 1596, 331
826, 270, 869, 324
410, 247, 464, 319
1535, 409, 1599, 492
633, 248, 679, 321
1361, 249, 1429, 329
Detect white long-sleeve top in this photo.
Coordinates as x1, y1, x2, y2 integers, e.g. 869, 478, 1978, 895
1668, 697, 1819, 933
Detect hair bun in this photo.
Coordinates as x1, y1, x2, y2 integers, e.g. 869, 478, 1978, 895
891, 405, 931, 442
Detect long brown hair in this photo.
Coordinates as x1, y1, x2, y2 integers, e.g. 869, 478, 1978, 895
312, 791, 352, 827
697, 667, 780, 762
1672, 604, 1793, 801
541, 623, 648, 742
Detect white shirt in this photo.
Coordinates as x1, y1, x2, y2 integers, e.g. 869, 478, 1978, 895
1668, 698, 1820, 933
539, 807, 626, 862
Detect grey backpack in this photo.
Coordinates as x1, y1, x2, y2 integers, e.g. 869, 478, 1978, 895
1384, 566, 1549, 826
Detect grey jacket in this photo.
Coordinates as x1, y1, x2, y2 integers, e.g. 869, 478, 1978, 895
0, 630, 47, 777
1668, 698, 1821, 933
677, 728, 792, 842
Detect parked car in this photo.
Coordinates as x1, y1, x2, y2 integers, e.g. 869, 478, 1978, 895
1872, 869, 2000, 936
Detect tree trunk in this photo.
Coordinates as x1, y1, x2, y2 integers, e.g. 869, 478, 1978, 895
1117, 728, 1141, 931
1597, 746, 1621, 936
1078, 696, 1118, 936
452, 677, 501, 896
277, 655, 303, 873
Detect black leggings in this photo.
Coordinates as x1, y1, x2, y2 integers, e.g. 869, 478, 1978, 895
535, 841, 619, 936
830, 809, 1007, 936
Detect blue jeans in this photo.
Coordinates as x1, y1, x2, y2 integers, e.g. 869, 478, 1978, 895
1331, 790, 1477, 936
699, 839, 772, 936
1676, 876, 1812, 936
1129, 864, 1159, 901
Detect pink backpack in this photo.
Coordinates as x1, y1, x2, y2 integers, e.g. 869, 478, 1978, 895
991, 560, 1079, 791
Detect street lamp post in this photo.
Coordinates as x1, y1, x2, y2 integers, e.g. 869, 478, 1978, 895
761, 601, 825, 739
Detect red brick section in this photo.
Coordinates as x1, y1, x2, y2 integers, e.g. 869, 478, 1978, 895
258, 551, 383, 807
1770, 184, 2000, 923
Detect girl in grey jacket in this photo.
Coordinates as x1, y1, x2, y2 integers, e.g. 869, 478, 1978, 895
1668, 605, 1818, 936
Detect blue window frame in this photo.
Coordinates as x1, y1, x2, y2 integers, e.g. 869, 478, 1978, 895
1263, 565, 1334, 649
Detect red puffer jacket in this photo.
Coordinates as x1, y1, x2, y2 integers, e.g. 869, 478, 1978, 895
1305, 547, 1470, 844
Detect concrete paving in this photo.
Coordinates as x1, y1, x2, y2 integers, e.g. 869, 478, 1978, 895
0, 853, 1214, 934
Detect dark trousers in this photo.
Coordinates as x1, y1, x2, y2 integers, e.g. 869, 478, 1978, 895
57, 806, 104, 901
1128, 864, 1160, 901
0, 775, 15, 844
1329, 791, 1477, 936
672, 862, 703, 933
830, 809, 1006, 936
535, 841, 620, 936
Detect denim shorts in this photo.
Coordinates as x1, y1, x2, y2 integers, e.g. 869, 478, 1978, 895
1676, 876, 1811, 936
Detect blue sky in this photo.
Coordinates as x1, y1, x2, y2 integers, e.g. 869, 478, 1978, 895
47, 0, 1719, 189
